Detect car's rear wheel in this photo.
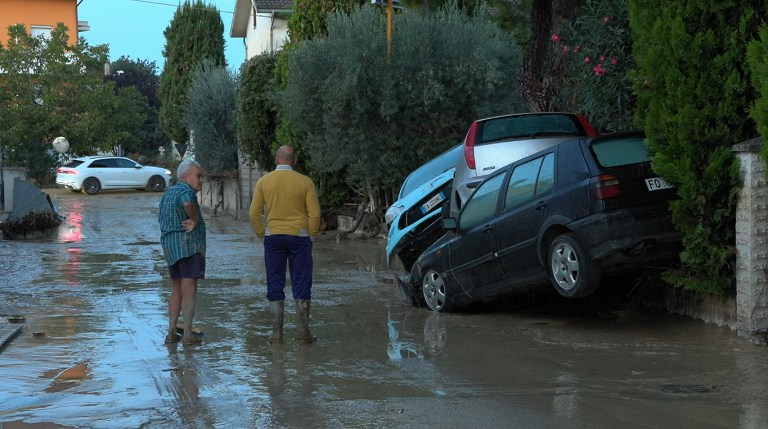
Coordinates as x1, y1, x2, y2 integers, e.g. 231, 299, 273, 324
82, 178, 101, 195
421, 268, 454, 312
148, 175, 165, 192
548, 233, 600, 298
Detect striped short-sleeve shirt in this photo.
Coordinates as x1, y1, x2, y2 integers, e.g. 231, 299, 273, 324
159, 181, 206, 267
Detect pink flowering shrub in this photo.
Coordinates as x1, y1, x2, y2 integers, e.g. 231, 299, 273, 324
558, 0, 635, 133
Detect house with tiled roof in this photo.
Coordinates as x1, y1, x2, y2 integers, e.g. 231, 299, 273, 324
230, 0, 292, 60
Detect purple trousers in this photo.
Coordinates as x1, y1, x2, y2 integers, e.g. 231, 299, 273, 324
264, 234, 313, 301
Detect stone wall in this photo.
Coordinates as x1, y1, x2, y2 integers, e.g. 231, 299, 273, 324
238, 155, 265, 222
199, 175, 240, 218
733, 138, 768, 345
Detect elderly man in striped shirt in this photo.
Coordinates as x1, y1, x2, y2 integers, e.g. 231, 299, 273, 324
159, 159, 206, 345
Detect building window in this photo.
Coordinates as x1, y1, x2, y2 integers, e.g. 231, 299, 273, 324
30, 25, 52, 39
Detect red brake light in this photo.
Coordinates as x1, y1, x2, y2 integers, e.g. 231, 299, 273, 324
589, 175, 624, 200
577, 114, 597, 137
57, 168, 79, 175
463, 121, 478, 170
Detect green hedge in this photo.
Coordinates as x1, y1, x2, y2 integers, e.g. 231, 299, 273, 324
628, 0, 765, 294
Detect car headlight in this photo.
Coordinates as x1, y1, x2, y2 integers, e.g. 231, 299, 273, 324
165, 170, 172, 175
385, 205, 405, 225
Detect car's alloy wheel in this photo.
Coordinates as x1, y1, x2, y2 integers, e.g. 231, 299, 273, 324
148, 175, 165, 192
82, 178, 101, 195
421, 269, 453, 312
548, 233, 600, 298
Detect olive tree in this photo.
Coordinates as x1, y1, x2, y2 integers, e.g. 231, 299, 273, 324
282, 5, 524, 215
185, 61, 238, 174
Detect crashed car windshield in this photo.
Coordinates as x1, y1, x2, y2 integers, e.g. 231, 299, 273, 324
398, 144, 462, 200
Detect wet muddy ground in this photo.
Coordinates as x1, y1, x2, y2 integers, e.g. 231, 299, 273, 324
1, 190, 767, 429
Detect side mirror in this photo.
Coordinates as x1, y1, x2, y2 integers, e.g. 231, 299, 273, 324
135, 165, 142, 169
442, 218, 457, 230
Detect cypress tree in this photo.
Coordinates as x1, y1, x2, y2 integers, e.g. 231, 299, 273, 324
628, 0, 766, 294
158, 0, 226, 145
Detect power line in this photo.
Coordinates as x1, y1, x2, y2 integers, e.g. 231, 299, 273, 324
86, 0, 236, 14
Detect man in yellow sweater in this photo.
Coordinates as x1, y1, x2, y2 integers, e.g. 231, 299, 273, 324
249, 146, 322, 344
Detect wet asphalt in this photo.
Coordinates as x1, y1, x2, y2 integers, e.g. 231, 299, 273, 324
1, 190, 768, 429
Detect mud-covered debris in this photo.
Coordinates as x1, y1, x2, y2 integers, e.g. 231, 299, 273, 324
1, 210, 62, 239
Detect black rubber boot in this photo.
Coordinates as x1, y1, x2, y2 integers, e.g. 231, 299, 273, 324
269, 300, 284, 344
295, 299, 316, 344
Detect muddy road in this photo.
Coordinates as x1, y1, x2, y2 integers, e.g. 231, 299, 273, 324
1, 190, 767, 429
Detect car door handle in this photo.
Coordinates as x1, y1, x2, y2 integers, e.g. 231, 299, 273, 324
482, 224, 493, 233
534, 201, 549, 211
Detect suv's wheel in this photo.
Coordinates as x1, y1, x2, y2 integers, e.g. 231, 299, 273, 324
148, 175, 165, 192
82, 178, 101, 195
548, 233, 600, 298
421, 268, 454, 312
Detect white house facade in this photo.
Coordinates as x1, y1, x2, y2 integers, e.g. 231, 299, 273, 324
230, 0, 292, 60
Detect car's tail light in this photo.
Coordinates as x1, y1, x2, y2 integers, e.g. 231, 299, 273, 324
589, 175, 624, 200
577, 114, 597, 137
463, 121, 479, 170
57, 168, 79, 175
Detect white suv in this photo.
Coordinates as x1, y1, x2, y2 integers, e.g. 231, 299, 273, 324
56, 156, 172, 195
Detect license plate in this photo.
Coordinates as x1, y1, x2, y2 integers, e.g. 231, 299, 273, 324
421, 192, 445, 214
645, 177, 673, 191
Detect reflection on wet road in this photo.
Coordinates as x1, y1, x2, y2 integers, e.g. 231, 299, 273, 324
1, 191, 767, 428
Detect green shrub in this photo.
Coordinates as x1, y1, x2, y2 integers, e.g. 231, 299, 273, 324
560, 0, 635, 133
185, 60, 239, 174
628, 0, 765, 294
282, 5, 524, 196
747, 23, 768, 171
237, 53, 279, 171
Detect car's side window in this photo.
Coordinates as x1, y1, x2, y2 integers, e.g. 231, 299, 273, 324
459, 174, 504, 229
116, 159, 137, 168
535, 153, 555, 195
89, 159, 118, 168
505, 157, 543, 208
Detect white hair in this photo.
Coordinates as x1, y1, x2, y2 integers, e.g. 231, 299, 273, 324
177, 159, 201, 182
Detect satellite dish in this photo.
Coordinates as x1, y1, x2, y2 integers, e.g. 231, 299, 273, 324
53, 136, 69, 154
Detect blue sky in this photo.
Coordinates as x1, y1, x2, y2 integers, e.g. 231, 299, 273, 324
77, 0, 245, 73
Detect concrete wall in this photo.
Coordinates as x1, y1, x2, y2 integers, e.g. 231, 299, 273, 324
199, 176, 240, 218
2, 168, 27, 213
733, 138, 768, 345
238, 153, 266, 222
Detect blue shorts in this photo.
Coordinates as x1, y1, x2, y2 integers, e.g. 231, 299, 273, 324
169, 253, 205, 279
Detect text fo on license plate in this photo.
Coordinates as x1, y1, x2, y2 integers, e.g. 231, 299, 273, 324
645, 177, 673, 191
421, 192, 445, 214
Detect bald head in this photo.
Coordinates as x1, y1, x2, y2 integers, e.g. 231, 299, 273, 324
275, 146, 296, 166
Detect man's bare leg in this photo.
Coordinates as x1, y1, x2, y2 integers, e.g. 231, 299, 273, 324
181, 277, 199, 344
166, 279, 182, 343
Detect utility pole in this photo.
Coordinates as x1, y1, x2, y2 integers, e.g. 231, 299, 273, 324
387, 0, 393, 64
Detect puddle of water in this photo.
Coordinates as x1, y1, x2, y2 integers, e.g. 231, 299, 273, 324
2, 194, 768, 429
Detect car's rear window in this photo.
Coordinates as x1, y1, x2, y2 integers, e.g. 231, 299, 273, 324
591, 135, 651, 167
399, 144, 462, 198
478, 114, 583, 144
63, 160, 83, 168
